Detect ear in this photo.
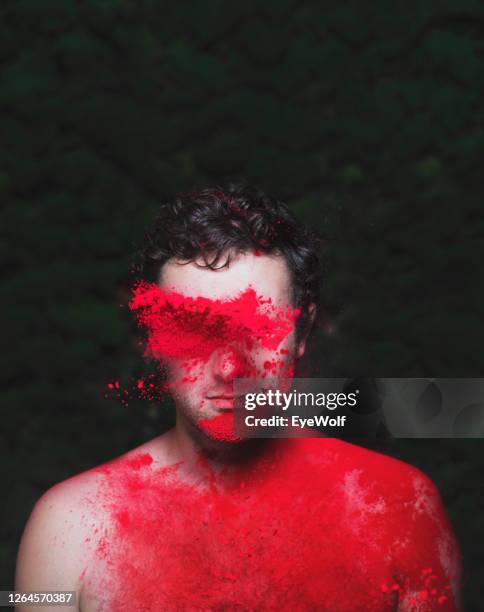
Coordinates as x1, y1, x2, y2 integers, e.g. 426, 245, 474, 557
296, 303, 316, 359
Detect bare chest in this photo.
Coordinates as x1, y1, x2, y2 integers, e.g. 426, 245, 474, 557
81, 484, 398, 611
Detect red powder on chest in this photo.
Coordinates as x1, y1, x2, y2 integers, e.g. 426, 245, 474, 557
83, 440, 457, 611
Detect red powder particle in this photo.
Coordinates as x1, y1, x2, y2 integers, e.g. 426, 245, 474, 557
96, 536, 108, 560
104, 373, 166, 406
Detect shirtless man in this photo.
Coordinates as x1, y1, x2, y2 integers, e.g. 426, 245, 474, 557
16, 185, 462, 611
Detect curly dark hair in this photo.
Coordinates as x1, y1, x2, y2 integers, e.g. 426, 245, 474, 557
133, 183, 322, 340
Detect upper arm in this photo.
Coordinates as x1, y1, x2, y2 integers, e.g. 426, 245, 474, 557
15, 486, 86, 612
394, 470, 462, 611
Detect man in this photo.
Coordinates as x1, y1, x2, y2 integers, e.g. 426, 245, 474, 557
17, 185, 461, 611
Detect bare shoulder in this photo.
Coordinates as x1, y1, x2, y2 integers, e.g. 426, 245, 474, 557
16, 467, 105, 590
299, 437, 435, 491
316, 438, 443, 497
324, 440, 463, 609
16, 432, 175, 605
15, 466, 107, 612
324, 439, 458, 526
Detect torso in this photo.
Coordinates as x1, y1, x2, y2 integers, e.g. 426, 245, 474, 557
76, 438, 456, 611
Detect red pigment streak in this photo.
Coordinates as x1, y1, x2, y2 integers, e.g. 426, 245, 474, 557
129, 283, 300, 362
82, 440, 460, 611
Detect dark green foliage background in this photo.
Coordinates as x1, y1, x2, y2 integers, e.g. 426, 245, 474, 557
1, 1, 483, 607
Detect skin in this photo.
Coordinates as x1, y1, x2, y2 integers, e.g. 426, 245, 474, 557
16, 252, 462, 611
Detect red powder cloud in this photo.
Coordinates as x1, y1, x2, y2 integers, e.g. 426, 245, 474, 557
129, 282, 300, 364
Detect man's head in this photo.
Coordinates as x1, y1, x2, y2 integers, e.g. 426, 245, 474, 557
133, 184, 322, 443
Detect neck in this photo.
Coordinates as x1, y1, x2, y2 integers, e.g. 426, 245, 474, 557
166, 415, 290, 487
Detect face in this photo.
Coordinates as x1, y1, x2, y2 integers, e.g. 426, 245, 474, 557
139, 252, 311, 443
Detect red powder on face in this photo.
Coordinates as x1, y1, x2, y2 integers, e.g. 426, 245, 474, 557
129, 283, 300, 363
127, 283, 299, 441
198, 413, 242, 442
82, 440, 460, 611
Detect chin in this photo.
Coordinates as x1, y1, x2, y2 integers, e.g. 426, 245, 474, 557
197, 412, 245, 444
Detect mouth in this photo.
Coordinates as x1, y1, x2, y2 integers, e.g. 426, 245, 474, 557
205, 395, 243, 410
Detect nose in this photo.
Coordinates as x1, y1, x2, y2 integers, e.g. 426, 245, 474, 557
210, 345, 249, 382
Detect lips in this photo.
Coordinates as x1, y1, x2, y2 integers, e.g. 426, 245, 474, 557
207, 395, 237, 400
206, 390, 246, 400
206, 395, 243, 410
